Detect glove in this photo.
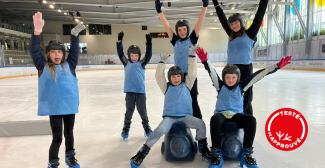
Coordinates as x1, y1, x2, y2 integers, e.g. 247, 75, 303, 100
33, 12, 44, 33
71, 23, 86, 37
155, 0, 163, 13
196, 47, 208, 62
189, 45, 199, 57
160, 53, 170, 63
118, 31, 124, 41
202, 0, 209, 7
277, 55, 292, 68
146, 34, 152, 44
212, 0, 219, 7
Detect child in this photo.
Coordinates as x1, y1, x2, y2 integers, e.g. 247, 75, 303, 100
116, 31, 153, 139
130, 46, 211, 168
154, 0, 208, 120
30, 12, 85, 168
196, 47, 291, 168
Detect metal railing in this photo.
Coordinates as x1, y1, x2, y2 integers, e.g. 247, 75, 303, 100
0, 22, 33, 34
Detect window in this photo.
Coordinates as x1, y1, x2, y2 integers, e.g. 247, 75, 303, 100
62, 24, 86, 35
89, 24, 111, 35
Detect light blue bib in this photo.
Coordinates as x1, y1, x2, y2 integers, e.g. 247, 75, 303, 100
215, 85, 243, 114
227, 32, 254, 64
38, 62, 79, 116
174, 38, 192, 73
124, 61, 145, 93
163, 82, 192, 117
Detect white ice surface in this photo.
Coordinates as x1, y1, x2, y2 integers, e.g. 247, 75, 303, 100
0, 67, 325, 168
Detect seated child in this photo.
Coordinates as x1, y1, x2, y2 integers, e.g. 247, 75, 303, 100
130, 45, 211, 168
196, 47, 291, 168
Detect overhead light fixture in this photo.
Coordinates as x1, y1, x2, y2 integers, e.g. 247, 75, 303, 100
64, 12, 67, 15
53, 2, 55, 4
43, 0, 47, 4
58, 9, 61, 12
75, 19, 79, 22
210, 12, 213, 16
86, 25, 89, 26
232, 7, 234, 10
81, 22, 83, 24
49, 4, 54, 8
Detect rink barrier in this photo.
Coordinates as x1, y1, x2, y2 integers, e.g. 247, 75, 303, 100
1, 60, 325, 78
0, 120, 51, 137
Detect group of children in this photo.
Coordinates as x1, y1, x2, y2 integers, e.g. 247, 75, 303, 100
30, 0, 292, 168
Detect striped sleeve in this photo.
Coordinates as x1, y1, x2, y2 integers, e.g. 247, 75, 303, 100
239, 64, 280, 92
202, 60, 224, 92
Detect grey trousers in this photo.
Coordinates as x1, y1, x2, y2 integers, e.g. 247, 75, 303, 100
124, 92, 149, 126
145, 116, 206, 148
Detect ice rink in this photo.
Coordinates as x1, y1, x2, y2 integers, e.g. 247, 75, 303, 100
0, 67, 324, 168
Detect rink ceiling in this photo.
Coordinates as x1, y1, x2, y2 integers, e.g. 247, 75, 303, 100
0, 67, 325, 168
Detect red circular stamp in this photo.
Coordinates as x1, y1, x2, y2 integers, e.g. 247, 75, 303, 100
265, 108, 308, 151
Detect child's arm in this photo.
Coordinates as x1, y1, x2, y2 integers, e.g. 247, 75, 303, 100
66, 23, 86, 70
212, 0, 232, 36
30, 12, 45, 71
141, 34, 153, 68
239, 56, 292, 92
116, 31, 128, 67
193, 0, 208, 37
156, 0, 174, 41
185, 45, 199, 90
246, 0, 268, 40
196, 47, 224, 92
155, 54, 170, 94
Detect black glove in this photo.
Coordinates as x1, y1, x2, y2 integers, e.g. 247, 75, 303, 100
202, 0, 209, 7
146, 34, 152, 44
155, 0, 163, 13
118, 31, 124, 41
213, 0, 219, 7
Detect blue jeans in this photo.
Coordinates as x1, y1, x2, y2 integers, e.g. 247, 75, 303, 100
145, 116, 206, 148
124, 92, 149, 126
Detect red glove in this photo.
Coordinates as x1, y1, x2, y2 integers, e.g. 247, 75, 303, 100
278, 56, 292, 68
196, 47, 208, 62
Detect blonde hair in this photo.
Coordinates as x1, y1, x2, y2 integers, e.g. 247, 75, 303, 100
46, 52, 67, 83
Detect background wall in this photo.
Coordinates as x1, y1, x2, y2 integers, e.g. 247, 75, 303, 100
40, 20, 229, 55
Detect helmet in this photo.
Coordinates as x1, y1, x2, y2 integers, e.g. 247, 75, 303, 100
222, 64, 241, 84
127, 45, 141, 61
168, 66, 184, 84
45, 40, 66, 63
175, 19, 190, 38
227, 13, 245, 30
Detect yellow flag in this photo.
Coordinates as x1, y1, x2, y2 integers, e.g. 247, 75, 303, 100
316, 0, 325, 7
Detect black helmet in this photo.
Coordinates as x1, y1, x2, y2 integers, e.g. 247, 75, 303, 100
222, 64, 241, 84
227, 13, 245, 29
45, 40, 66, 63
168, 66, 184, 84
175, 19, 190, 38
127, 45, 141, 61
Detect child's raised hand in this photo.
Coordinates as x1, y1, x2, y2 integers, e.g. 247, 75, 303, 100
71, 23, 86, 37
189, 45, 199, 57
155, 0, 163, 13
118, 31, 124, 41
160, 53, 170, 63
202, 0, 209, 7
196, 47, 208, 62
278, 55, 292, 68
33, 12, 44, 33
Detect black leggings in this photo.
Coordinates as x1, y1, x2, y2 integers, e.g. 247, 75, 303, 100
49, 114, 75, 160
210, 113, 256, 148
184, 73, 202, 119
234, 63, 253, 116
